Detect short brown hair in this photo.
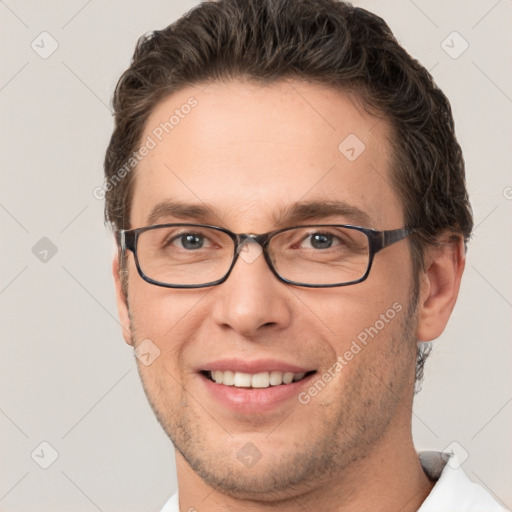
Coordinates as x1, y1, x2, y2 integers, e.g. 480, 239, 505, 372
103, 0, 473, 384
104, 0, 472, 244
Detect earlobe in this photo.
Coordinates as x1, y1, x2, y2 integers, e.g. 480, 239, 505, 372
415, 236, 466, 342
112, 255, 134, 346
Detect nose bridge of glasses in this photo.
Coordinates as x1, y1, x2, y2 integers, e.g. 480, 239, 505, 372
235, 232, 269, 248
236, 233, 265, 263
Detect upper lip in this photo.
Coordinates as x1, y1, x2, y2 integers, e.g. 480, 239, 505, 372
199, 358, 314, 374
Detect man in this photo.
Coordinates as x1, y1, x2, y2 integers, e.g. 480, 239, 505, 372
103, 0, 506, 510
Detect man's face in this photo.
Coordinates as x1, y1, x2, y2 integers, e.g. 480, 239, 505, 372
118, 80, 419, 497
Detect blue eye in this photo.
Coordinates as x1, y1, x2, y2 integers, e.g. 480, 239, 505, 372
310, 233, 333, 249
176, 233, 205, 250
301, 232, 341, 250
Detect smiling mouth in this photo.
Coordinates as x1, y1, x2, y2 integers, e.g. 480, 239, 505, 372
201, 370, 316, 388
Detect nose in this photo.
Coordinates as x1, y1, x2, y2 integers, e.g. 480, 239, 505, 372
210, 239, 292, 338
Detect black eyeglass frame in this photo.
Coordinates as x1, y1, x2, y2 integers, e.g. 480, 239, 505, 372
117, 223, 415, 289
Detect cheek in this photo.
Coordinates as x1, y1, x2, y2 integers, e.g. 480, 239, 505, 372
314, 298, 415, 407
126, 258, 188, 334
126, 281, 190, 408
298, 286, 406, 344
126, 265, 211, 367
298, 275, 414, 395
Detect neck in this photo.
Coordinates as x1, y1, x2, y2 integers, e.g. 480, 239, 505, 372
175, 426, 434, 512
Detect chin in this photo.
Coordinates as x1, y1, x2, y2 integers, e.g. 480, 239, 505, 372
180, 448, 322, 500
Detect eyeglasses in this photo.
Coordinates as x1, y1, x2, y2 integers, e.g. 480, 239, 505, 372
117, 223, 415, 289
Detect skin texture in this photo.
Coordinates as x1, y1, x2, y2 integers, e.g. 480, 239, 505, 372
113, 80, 466, 511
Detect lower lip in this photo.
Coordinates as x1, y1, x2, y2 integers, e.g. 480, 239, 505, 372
199, 373, 316, 413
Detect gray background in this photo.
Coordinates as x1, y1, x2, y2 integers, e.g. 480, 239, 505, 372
1, 0, 510, 510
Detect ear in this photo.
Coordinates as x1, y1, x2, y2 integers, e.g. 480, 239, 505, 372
416, 235, 466, 342
112, 254, 134, 346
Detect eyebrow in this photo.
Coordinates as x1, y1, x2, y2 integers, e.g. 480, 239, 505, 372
273, 200, 373, 227
147, 200, 217, 225
146, 199, 373, 229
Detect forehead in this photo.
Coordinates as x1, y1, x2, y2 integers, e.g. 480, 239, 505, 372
130, 80, 402, 230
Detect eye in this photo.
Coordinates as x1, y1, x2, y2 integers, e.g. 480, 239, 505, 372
301, 232, 340, 250
171, 233, 208, 250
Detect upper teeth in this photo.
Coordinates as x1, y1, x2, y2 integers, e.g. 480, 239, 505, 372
209, 370, 306, 388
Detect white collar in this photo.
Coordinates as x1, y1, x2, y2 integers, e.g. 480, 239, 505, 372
418, 451, 506, 511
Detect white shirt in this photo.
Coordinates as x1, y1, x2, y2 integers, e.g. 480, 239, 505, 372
160, 451, 507, 512
417, 452, 506, 512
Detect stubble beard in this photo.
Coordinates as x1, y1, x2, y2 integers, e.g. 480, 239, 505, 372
130, 295, 419, 502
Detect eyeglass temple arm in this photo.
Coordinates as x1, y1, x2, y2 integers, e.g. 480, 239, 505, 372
115, 230, 135, 255
371, 228, 415, 253
114, 230, 125, 250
